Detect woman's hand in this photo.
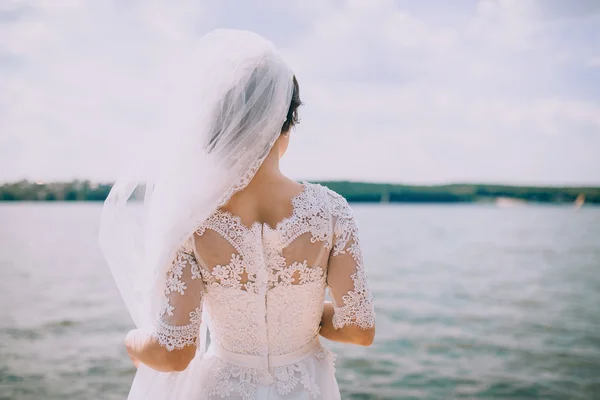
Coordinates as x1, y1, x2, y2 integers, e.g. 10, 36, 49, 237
127, 352, 141, 368
125, 329, 141, 368
123, 328, 195, 372
319, 302, 375, 346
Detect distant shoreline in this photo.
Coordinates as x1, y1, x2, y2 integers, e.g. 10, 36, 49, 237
1, 180, 599, 204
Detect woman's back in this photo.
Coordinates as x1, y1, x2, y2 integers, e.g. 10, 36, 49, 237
106, 29, 376, 400
197, 180, 329, 357
155, 181, 375, 398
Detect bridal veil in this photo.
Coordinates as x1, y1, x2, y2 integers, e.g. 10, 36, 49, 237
99, 29, 294, 399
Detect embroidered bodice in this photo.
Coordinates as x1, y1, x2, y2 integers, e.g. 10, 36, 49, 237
153, 182, 375, 398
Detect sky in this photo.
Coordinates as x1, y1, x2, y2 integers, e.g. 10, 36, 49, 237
1, 0, 599, 185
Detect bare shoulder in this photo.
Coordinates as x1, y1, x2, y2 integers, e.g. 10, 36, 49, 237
280, 178, 305, 198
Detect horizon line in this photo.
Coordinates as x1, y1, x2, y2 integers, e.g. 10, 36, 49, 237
2, 179, 600, 189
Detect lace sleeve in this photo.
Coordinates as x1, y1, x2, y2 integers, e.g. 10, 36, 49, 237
154, 237, 205, 351
327, 195, 375, 330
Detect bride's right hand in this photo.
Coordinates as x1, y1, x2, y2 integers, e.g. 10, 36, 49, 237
125, 329, 141, 368
128, 352, 141, 368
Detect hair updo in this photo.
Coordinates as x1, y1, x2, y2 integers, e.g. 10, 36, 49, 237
207, 72, 302, 154
281, 76, 302, 133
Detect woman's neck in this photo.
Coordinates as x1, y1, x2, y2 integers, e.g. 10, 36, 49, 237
244, 147, 287, 192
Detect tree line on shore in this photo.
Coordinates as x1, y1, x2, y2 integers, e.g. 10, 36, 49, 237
1, 180, 598, 204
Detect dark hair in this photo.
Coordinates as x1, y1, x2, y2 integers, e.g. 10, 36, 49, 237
207, 72, 302, 154
281, 75, 302, 133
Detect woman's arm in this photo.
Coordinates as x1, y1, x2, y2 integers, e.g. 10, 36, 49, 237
322, 195, 376, 346
125, 238, 205, 372
125, 329, 196, 372
319, 301, 375, 346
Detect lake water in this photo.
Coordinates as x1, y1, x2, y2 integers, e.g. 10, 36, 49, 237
0, 203, 599, 399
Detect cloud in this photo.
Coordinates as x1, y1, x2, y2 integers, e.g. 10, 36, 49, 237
589, 56, 600, 68
279, 0, 600, 184
1, 0, 599, 184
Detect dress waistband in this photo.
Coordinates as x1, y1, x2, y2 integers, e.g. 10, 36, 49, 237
208, 336, 321, 370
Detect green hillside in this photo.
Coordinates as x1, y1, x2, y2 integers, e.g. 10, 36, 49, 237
1, 180, 598, 204
316, 181, 600, 204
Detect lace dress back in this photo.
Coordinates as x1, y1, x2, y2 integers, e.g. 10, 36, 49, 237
153, 182, 375, 399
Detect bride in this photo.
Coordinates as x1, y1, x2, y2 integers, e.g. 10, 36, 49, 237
99, 29, 375, 400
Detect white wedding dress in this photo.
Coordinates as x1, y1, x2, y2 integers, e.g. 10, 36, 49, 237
153, 182, 375, 399
98, 29, 374, 400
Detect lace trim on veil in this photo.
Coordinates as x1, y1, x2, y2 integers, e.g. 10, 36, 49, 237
216, 129, 284, 208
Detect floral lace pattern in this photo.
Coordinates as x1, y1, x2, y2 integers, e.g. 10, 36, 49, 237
154, 182, 373, 397
154, 316, 200, 351
206, 359, 273, 400
203, 289, 267, 356
197, 210, 266, 296
206, 346, 335, 400
274, 184, 332, 247
267, 281, 326, 356
154, 242, 204, 351
268, 261, 325, 288
273, 346, 334, 398
328, 190, 376, 330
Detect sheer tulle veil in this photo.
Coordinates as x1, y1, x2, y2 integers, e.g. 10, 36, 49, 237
98, 29, 294, 399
